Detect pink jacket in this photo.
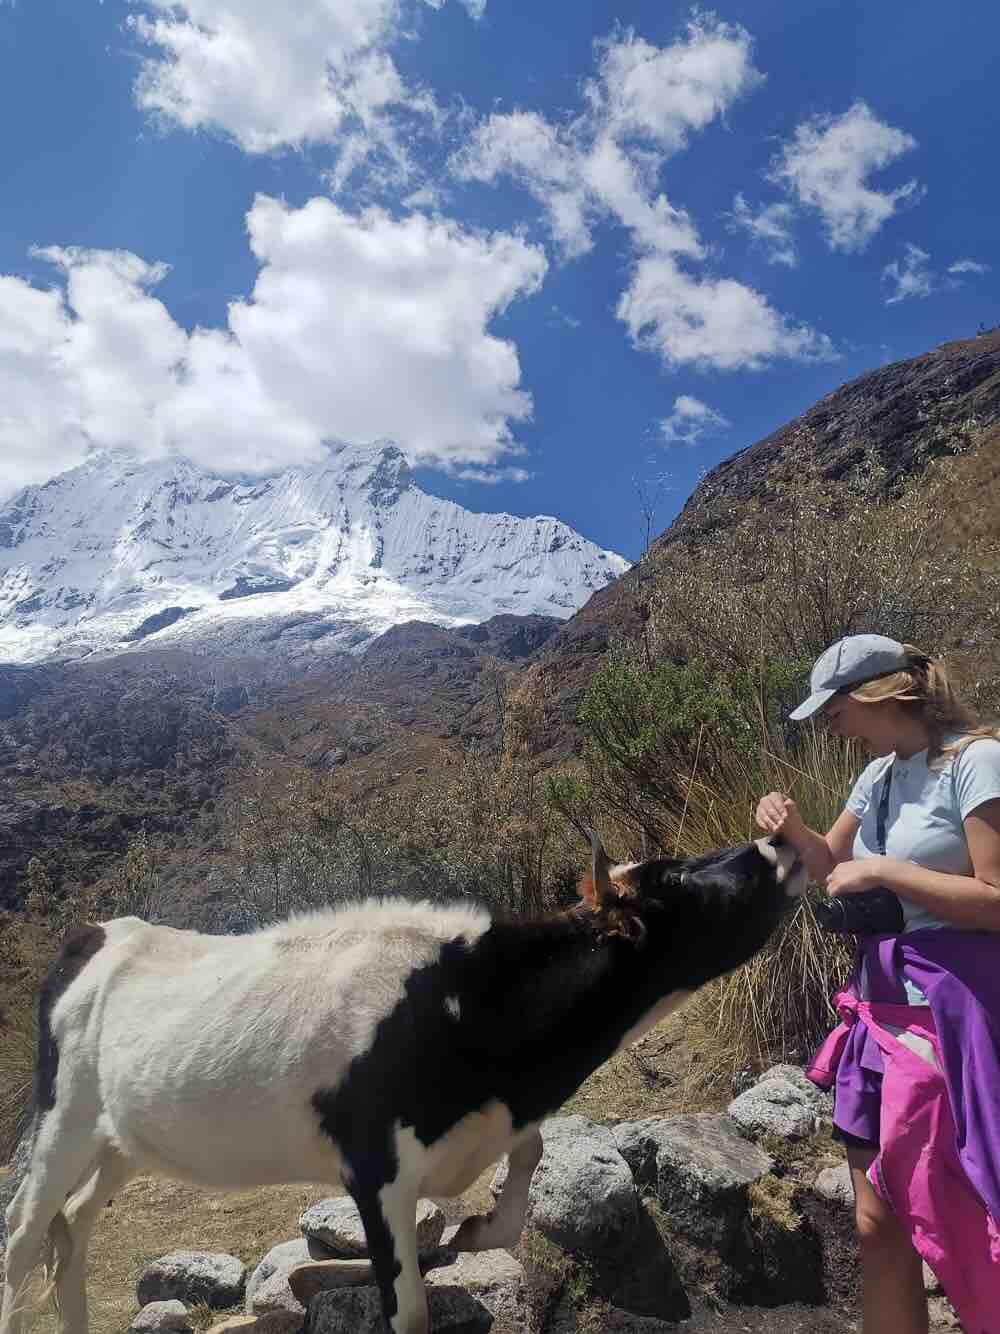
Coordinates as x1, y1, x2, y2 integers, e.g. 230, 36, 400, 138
809, 992, 1000, 1334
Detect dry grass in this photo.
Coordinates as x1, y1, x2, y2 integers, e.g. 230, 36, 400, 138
12, 1165, 503, 1334
747, 1175, 801, 1234
11, 1179, 333, 1334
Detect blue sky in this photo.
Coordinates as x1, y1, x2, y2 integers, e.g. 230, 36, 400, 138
1, 0, 997, 559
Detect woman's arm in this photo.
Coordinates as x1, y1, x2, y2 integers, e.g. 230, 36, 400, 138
756, 793, 860, 883
826, 798, 1000, 931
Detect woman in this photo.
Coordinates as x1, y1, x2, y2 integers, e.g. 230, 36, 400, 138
756, 633, 1000, 1334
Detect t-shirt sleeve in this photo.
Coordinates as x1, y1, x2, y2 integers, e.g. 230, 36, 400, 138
845, 759, 881, 819
953, 738, 1000, 820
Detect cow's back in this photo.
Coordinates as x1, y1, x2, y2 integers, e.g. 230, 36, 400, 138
49, 901, 491, 1186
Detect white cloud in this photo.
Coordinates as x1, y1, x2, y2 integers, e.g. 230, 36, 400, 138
455, 13, 831, 371
127, 0, 475, 180
456, 15, 754, 260
948, 258, 990, 275
619, 254, 835, 371
770, 101, 922, 252
420, 0, 485, 13
589, 18, 762, 150
455, 110, 596, 258
659, 394, 730, 445
727, 193, 797, 267
0, 274, 89, 495
454, 464, 532, 483
0, 199, 546, 498
881, 244, 934, 304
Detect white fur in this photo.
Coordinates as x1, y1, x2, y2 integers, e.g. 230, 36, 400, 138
1, 899, 510, 1334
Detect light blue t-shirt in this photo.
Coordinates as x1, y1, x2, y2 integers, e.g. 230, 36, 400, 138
845, 734, 1000, 1001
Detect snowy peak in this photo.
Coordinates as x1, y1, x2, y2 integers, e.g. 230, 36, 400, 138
0, 445, 628, 664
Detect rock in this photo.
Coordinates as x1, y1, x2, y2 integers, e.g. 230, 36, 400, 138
245, 1239, 334, 1309
205, 1314, 302, 1334
424, 1249, 526, 1328
923, 1260, 943, 1294
595, 1311, 680, 1332
637, 1113, 773, 1250
287, 1260, 374, 1304
814, 1161, 854, 1208
299, 1198, 445, 1259
306, 1285, 492, 1334
136, 1252, 247, 1309
756, 1064, 832, 1113
247, 1272, 304, 1318
612, 1118, 673, 1191
518, 1115, 639, 1257
727, 1077, 818, 1140
130, 1300, 192, 1332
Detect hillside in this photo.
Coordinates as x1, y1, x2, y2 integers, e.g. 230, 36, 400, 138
2, 330, 1000, 911
0, 616, 561, 909
512, 328, 1000, 762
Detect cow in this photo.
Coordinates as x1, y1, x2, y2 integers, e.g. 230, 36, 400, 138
1, 831, 804, 1334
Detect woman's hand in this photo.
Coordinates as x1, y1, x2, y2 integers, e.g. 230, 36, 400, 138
825, 857, 886, 897
755, 792, 806, 840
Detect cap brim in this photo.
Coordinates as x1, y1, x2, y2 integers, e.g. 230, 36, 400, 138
789, 688, 835, 721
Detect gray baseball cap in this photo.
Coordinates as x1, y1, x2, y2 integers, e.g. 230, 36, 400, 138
789, 634, 910, 721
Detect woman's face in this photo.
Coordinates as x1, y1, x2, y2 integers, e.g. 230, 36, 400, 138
822, 693, 889, 751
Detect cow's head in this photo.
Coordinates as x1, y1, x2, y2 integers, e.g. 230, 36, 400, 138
578, 830, 805, 986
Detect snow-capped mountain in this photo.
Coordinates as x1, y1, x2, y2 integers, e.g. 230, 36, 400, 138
0, 445, 629, 664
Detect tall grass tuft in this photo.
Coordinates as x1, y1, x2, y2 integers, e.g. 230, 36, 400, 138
0, 997, 36, 1165
656, 723, 858, 1091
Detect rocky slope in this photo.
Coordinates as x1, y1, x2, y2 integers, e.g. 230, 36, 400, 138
661, 327, 1000, 548
513, 328, 1000, 761
0, 442, 627, 665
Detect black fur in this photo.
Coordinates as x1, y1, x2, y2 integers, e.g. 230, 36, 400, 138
312, 839, 791, 1304
34, 925, 106, 1115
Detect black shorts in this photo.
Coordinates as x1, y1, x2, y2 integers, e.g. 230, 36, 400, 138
832, 1124, 879, 1151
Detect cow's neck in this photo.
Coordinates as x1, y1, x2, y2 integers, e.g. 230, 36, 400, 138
461, 912, 685, 1126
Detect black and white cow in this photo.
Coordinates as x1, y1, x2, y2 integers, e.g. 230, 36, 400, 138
1, 832, 804, 1334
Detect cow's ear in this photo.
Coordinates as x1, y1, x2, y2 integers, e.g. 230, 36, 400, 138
590, 828, 614, 902
577, 874, 598, 906
579, 831, 640, 906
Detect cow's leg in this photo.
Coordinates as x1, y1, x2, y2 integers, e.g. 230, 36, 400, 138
53, 1147, 134, 1334
1, 1114, 99, 1334
351, 1175, 426, 1334
449, 1128, 542, 1253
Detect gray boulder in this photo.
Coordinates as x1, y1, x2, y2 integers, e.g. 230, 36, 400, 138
505, 1115, 639, 1258
130, 1300, 192, 1332
247, 1272, 305, 1319
612, 1118, 675, 1191
727, 1077, 818, 1141
813, 1161, 854, 1208
757, 1064, 833, 1113
424, 1249, 526, 1328
245, 1239, 334, 1309
136, 1252, 247, 1309
306, 1286, 492, 1334
617, 1113, 773, 1250
299, 1198, 445, 1259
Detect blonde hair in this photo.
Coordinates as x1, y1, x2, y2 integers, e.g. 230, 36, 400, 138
847, 643, 1000, 765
